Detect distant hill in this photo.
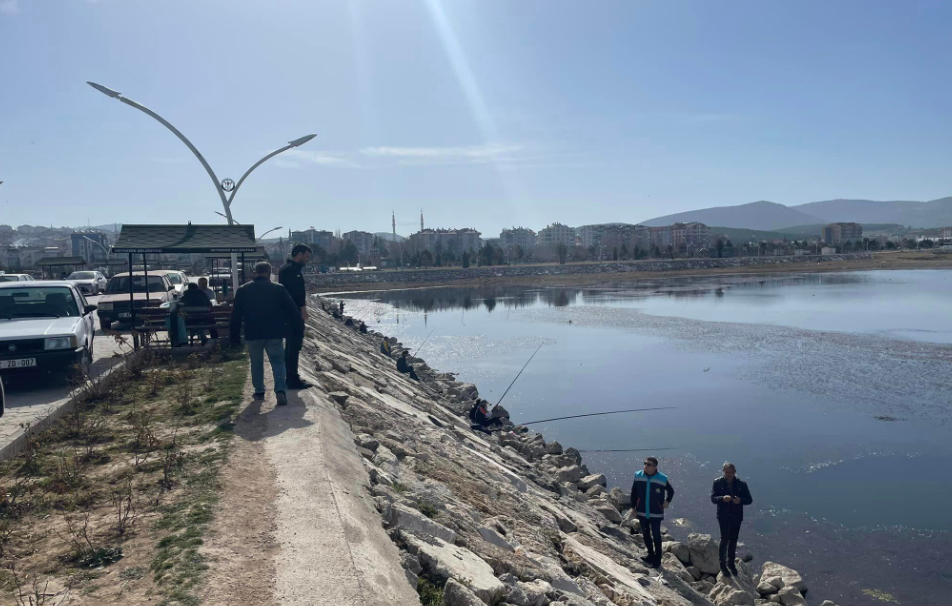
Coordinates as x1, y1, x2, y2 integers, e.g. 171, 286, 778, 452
374, 232, 406, 243
642, 201, 824, 231
790, 197, 952, 227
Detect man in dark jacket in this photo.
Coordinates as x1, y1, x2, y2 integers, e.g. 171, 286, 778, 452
176, 282, 215, 343
278, 244, 312, 389
396, 350, 419, 381
468, 399, 504, 433
710, 462, 753, 577
630, 457, 675, 568
230, 262, 300, 406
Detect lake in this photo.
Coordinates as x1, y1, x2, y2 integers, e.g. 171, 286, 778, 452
329, 270, 952, 606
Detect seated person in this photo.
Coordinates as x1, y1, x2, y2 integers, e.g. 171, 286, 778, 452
469, 399, 505, 433
396, 350, 419, 381
176, 283, 216, 343
380, 339, 392, 357
359, 322, 368, 334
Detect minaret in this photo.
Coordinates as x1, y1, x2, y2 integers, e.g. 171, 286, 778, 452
392, 211, 396, 240
420, 209, 424, 232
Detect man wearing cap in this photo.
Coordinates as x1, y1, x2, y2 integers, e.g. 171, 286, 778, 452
630, 456, 675, 568
710, 462, 753, 577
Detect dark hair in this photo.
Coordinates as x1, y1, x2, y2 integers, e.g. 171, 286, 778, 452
645, 456, 659, 466
291, 244, 312, 257
254, 261, 273, 275
186, 282, 199, 290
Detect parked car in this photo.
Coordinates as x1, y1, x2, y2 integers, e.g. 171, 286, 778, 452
147, 269, 189, 297
0, 375, 5, 417
66, 270, 109, 295
0, 272, 35, 282
0, 281, 98, 384
95, 272, 176, 330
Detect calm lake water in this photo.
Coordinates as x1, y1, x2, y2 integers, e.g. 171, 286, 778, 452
330, 270, 952, 606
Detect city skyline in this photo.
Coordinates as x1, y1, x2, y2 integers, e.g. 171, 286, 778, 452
2, 2, 951, 236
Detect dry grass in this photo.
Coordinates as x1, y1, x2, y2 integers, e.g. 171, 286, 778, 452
0, 346, 248, 606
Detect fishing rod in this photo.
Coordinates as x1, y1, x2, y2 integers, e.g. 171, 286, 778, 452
495, 343, 545, 407
578, 447, 678, 453
520, 406, 677, 426
413, 327, 436, 357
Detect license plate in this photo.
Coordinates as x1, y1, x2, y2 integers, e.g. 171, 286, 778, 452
0, 358, 36, 369
119, 312, 132, 319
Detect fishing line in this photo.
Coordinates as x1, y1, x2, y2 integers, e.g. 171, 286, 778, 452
521, 406, 677, 426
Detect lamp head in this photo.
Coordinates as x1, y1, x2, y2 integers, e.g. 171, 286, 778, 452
288, 134, 317, 147
87, 81, 121, 98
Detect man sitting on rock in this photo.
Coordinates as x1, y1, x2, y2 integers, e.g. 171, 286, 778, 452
710, 461, 753, 577
396, 350, 420, 381
468, 399, 505, 433
630, 456, 675, 569
380, 339, 392, 357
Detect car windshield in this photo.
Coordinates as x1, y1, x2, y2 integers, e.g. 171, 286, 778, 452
165, 273, 184, 285
68, 272, 96, 280
0, 286, 79, 319
106, 276, 168, 294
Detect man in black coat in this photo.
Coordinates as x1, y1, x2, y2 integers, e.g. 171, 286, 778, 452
230, 262, 301, 406
278, 244, 312, 389
396, 350, 419, 381
710, 462, 753, 577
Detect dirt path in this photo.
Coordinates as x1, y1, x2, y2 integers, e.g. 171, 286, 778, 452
201, 358, 419, 605
200, 375, 280, 606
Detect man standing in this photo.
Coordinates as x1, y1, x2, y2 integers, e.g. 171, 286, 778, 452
710, 462, 753, 577
278, 244, 312, 389
230, 262, 300, 406
630, 456, 675, 569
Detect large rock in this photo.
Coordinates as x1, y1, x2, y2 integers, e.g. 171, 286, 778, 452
709, 566, 758, 606
564, 447, 582, 464
355, 433, 379, 451
594, 503, 622, 524
777, 587, 807, 606
443, 578, 485, 606
661, 553, 694, 584
389, 503, 457, 544
557, 465, 583, 484
400, 531, 506, 605
663, 541, 691, 566
372, 446, 400, 476
760, 562, 807, 594
545, 441, 564, 455
577, 473, 607, 491
477, 525, 515, 552
687, 533, 721, 575
757, 580, 779, 596
608, 487, 631, 510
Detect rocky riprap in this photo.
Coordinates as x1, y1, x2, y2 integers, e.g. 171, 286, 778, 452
302, 298, 844, 606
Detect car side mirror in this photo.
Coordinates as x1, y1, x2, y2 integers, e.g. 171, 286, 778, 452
168, 284, 175, 291
84, 304, 98, 315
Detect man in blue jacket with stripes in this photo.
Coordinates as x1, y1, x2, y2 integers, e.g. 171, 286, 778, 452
631, 456, 675, 568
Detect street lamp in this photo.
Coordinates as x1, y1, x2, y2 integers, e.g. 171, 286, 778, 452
257, 226, 282, 242
87, 81, 316, 291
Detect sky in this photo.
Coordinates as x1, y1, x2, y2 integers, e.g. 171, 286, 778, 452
1, 0, 950, 238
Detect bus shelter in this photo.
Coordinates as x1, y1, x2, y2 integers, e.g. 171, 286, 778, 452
111, 224, 257, 347
35, 257, 87, 279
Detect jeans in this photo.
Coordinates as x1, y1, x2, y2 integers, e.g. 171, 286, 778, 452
285, 319, 305, 380
718, 517, 742, 565
248, 339, 287, 394
638, 516, 663, 558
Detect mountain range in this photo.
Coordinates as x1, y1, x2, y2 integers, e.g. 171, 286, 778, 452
642, 197, 952, 231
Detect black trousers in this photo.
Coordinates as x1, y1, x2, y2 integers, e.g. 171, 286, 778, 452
718, 517, 742, 565
285, 320, 305, 380
638, 516, 663, 558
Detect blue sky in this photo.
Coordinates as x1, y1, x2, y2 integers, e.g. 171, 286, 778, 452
1, 0, 950, 237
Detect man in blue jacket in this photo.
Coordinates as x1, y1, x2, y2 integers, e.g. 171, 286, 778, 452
710, 462, 753, 577
630, 456, 675, 568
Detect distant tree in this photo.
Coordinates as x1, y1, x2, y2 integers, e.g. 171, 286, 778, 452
479, 242, 496, 266
620, 242, 629, 260
419, 250, 434, 266
652, 245, 661, 258
515, 245, 525, 263
587, 244, 596, 261
666, 244, 674, 260
341, 241, 359, 266
716, 239, 725, 258
921, 239, 934, 249
612, 247, 618, 261
555, 242, 569, 265
842, 241, 853, 253
462, 251, 471, 268
885, 240, 896, 250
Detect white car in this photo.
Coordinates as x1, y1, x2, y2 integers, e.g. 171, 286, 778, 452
0, 374, 4, 417
0, 273, 34, 282
0, 281, 97, 384
67, 270, 109, 295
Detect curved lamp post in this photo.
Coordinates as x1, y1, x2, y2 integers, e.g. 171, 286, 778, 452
257, 226, 283, 242
87, 81, 315, 291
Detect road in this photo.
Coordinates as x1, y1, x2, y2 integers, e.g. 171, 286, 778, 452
0, 295, 133, 456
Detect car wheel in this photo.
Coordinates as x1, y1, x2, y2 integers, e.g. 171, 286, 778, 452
67, 348, 92, 385
101, 319, 112, 331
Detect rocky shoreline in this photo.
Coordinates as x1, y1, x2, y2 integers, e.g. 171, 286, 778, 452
304, 296, 844, 606
307, 254, 875, 290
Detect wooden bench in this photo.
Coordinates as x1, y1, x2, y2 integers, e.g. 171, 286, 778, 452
132, 305, 233, 347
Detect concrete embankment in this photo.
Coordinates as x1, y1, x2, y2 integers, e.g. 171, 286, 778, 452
308, 254, 874, 291
295, 298, 843, 606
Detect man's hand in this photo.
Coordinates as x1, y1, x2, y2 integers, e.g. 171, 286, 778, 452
732, 496, 741, 505
662, 501, 669, 510
722, 495, 732, 503
301, 307, 309, 320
